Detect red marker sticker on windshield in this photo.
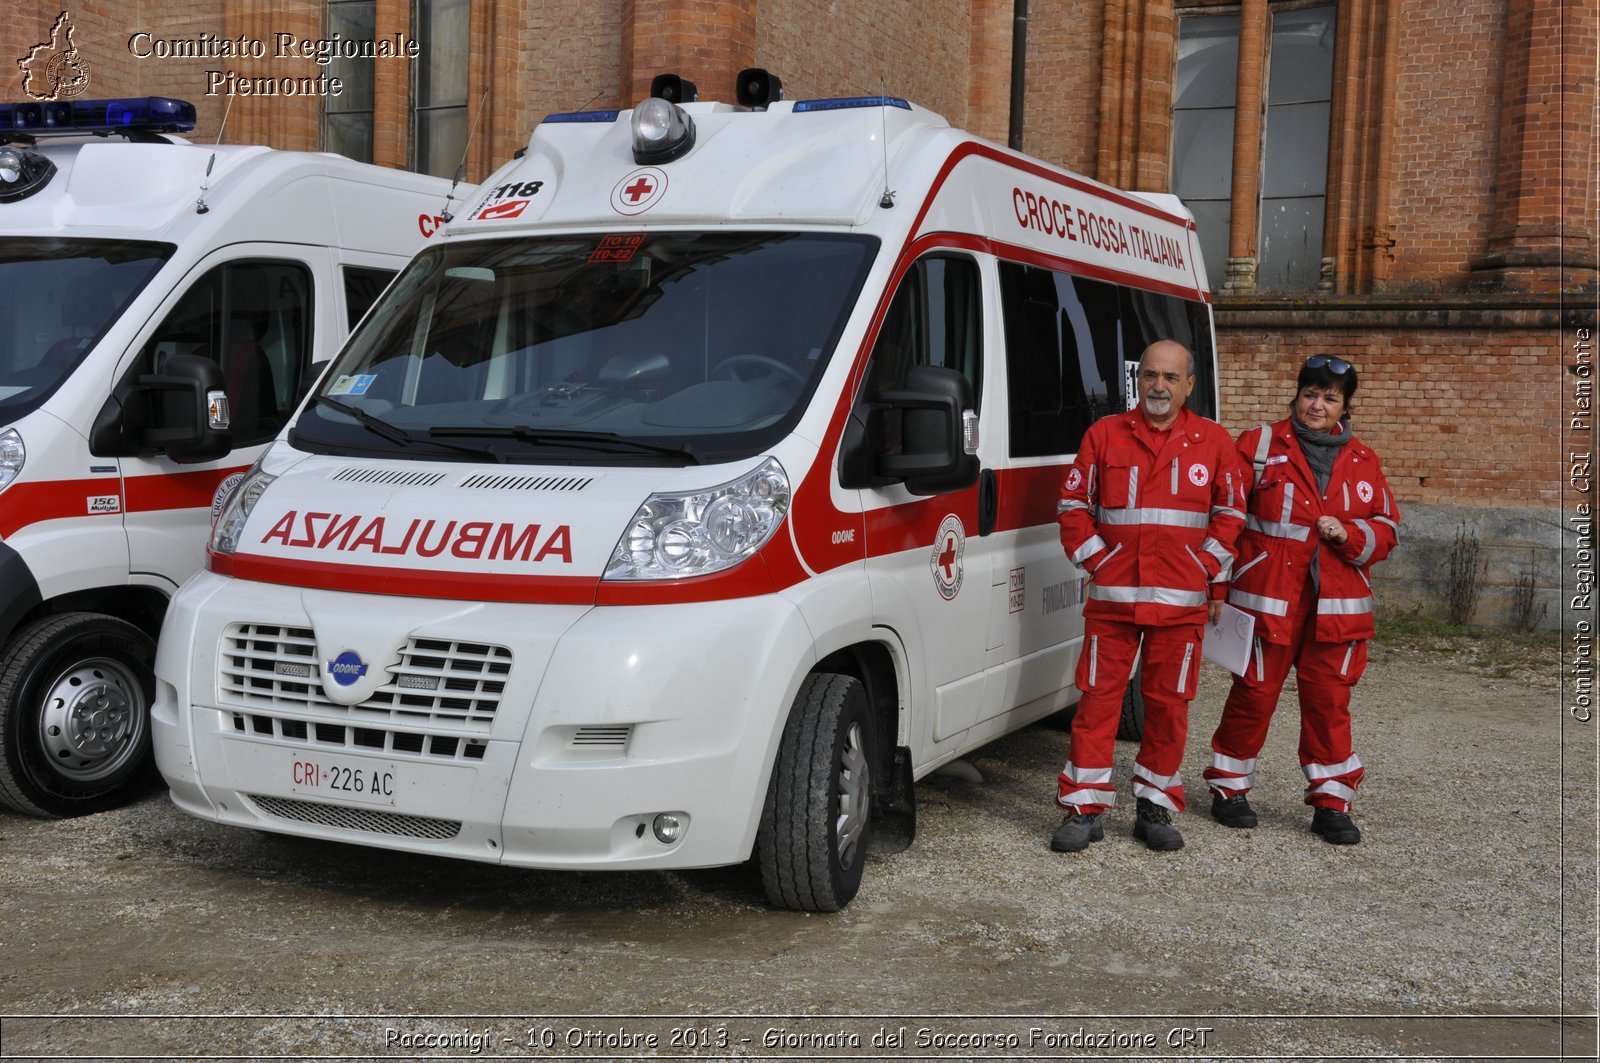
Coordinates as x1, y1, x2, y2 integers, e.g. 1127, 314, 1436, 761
590, 234, 646, 263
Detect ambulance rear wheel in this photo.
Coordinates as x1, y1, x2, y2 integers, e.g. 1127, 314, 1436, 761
757, 673, 873, 912
0, 614, 157, 818
1117, 669, 1146, 741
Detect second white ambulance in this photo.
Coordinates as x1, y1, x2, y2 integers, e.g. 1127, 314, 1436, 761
153, 74, 1220, 910
0, 96, 456, 817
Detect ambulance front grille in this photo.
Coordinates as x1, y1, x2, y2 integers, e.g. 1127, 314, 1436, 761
219, 624, 512, 731
458, 472, 595, 491
247, 795, 462, 840
330, 467, 448, 487
228, 710, 489, 762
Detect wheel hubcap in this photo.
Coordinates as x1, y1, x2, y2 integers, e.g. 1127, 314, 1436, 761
835, 721, 870, 869
38, 657, 146, 782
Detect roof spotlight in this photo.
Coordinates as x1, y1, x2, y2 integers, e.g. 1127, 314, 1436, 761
735, 68, 783, 110
649, 73, 698, 104
631, 96, 696, 164
0, 145, 55, 202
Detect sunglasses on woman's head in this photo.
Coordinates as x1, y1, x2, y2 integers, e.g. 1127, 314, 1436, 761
1304, 355, 1351, 374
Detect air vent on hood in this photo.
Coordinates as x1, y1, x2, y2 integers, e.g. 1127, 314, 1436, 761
459, 473, 595, 492
331, 467, 448, 487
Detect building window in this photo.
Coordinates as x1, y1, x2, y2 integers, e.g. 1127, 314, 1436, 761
1172, 4, 1336, 290
413, 0, 470, 179
323, 0, 375, 162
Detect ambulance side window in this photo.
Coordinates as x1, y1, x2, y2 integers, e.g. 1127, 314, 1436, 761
137, 259, 313, 449
342, 266, 398, 329
999, 261, 1122, 458
865, 255, 981, 405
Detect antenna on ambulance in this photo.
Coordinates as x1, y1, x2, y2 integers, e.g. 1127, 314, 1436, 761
439, 87, 491, 223
195, 94, 235, 215
878, 78, 895, 209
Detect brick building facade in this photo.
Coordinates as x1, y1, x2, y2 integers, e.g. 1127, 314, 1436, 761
6, 0, 1595, 626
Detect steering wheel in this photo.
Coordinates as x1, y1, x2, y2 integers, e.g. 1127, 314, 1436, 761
711, 355, 806, 387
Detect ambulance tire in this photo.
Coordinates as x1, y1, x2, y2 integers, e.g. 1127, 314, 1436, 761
0, 613, 157, 818
1117, 669, 1146, 742
757, 673, 873, 913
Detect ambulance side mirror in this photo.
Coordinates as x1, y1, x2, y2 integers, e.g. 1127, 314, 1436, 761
91, 353, 233, 464
839, 365, 979, 496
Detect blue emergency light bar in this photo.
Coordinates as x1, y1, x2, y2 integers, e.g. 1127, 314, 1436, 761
0, 96, 197, 136
793, 96, 911, 113
543, 109, 621, 124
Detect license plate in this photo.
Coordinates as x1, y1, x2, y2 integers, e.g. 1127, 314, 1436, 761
288, 755, 400, 806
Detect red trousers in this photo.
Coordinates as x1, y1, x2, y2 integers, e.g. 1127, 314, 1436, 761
1057, 617, 1203, 815
1204, 585, 1368, 811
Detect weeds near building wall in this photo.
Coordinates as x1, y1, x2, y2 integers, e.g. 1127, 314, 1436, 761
1447, 522, 1485, 626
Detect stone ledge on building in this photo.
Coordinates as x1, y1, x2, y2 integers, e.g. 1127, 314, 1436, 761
1371, 501, 1581, 633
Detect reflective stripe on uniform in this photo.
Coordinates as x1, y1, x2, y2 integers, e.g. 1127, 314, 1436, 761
1177, 642, 1194, 693
1340, 640, 1356, 676
1128, 465, 1139, 508
1372, 514, 1399, 533
1058, 498, 1091, 514
1318, 596, 1374, 615
1212, 752, 1257, 775
1304, 754, 1363, 780
1308, 779, 1358, 802
1132, 776, 1180, 811
1072, 535, 1107, 564
1229, 589, 1290, 616
1351, 519, 1376, 564
1088, 584, 1208, 607
1060, 788, 1117, 809
1087, 635, 1099, 685
1097, 507, 1210, 528
1062, 763, 1114, 784
1246, 515, 1311, 541
1231, 551, 1269, 580
1342, 482, 1350, 509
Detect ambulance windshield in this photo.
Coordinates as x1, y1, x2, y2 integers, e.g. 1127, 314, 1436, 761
0, 238, 174, 419
296, 231, 877, 464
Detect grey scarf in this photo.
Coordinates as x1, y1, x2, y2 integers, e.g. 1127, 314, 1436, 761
1292, 414, 1352, 592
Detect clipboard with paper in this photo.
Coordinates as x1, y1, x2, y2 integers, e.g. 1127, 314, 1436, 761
1203, 603, 1255, 676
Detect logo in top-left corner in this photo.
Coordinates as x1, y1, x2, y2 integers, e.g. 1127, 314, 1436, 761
17, 11, 92, 101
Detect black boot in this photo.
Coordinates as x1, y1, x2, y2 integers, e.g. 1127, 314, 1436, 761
1050, 812, 1104, 852
1311, 806, 1361, 845
1210, 791, 1258, 828
1132, 797, 1184, 851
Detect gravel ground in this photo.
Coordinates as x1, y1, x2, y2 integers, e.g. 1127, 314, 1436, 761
0, 635, 1594, 1062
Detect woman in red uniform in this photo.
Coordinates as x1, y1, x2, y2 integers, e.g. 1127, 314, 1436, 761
1202, 356, 1399, 844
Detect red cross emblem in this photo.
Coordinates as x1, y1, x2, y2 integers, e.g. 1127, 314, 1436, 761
612, 168, 668, 215
930, 514, 965, 600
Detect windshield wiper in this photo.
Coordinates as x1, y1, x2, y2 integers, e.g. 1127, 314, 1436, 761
312, 396, 499, 460
428, 425, 702, 464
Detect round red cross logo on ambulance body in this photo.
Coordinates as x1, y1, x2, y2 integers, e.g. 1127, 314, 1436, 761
611, 167, 667, 215
931, 514, 966, 601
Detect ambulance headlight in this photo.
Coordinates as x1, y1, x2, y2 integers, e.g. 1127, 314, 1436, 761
631, 96, 695, 164
0, 429, 23, 490
605, 457, 789, 580
209, 466, 277, 555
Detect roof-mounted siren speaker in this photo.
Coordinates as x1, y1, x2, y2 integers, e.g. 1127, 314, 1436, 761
649, 74, 698, 104
735, 68, 782, 110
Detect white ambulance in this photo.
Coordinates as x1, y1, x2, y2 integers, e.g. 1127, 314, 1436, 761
153, 74, 1219, 910
0, 96, 458, 817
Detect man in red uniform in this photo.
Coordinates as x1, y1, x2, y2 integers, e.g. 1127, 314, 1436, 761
1052, 340, 1244, 852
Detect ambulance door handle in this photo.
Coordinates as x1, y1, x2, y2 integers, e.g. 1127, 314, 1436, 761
978, 468, 998, 537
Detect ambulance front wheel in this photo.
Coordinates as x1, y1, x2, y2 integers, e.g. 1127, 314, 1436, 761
757, 673, 874, 912
0, 613, 157, 818
1117, 668, 1146, 741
